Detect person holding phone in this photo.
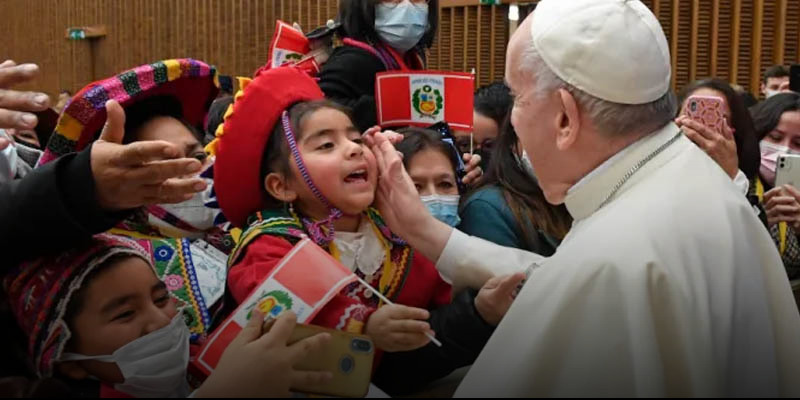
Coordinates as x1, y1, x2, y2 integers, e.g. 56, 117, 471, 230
675, 79, 767, 230
364, 1, 800, 396
676, 79, 761, 196
751, 92, 800, 279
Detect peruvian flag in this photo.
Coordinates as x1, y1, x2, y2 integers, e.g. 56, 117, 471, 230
268, 21, 311, 69
375, 71, 475, 130
194, 238, 357, 376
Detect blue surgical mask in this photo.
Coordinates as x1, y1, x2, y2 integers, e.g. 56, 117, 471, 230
375, 1, 429, 53
421, 194, 461, 227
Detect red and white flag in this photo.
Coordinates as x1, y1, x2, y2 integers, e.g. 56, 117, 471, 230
375, 71, 475, 130
268, 21, 311, 69
194, 238, 357, 376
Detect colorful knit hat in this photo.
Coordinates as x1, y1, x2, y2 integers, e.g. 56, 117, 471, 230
3, 234, 153, 377
39, 59, 219, 165
209, 66, 324, 228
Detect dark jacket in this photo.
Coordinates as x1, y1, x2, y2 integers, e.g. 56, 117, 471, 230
318, 46, 388, 132
1, 144, 129, 381
1, 144, 126, 270
372, 289, 495, 396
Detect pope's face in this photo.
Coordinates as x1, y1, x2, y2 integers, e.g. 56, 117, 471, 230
505, 14, 569, 205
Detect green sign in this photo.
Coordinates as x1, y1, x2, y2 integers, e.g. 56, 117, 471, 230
480, 0, 501, 4
68, 29, 86, 40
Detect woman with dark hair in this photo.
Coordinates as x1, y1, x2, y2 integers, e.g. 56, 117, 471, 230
750, 92, 800, 279
319, 0, 438, 131
458, 119, 572, 255
676, 79, 761, 192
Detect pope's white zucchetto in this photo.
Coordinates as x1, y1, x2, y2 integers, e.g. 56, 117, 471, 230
530, 0, 672, 105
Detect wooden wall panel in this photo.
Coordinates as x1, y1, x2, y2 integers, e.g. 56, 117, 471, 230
0, 0, 351, 100
786, 0, 800, 66
717, 0, 733, 82
676, 1, 692, 87
1, 1, 800, 100
695, 0, 713, 81
426, 3, 508, 89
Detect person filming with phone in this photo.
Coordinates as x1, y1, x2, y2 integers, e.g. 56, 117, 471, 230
676, 79, 761, 197
750, 92, 800, 279
364, 1, 800, 396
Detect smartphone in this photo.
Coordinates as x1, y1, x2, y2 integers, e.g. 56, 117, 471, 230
684, 95, 726, 133
790, 64, 800, 93
427, 121, 468, 189
776, 154, 800, 188
265, 321, 375, 398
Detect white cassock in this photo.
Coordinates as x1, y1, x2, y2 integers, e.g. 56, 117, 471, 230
436, 123, 800, 397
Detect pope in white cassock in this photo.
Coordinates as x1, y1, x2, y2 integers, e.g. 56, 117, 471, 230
367, 0, 800, 396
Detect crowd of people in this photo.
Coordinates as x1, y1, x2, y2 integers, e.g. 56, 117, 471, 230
1, 0, 800, 397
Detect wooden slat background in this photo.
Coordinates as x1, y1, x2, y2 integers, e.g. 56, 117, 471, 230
0, 0, 799, 101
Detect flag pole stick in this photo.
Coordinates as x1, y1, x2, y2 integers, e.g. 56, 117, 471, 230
355, 276, 442, 347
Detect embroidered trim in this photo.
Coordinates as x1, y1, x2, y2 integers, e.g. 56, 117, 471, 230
335, 303, 370, 333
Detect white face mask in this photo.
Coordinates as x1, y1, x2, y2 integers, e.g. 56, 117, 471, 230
60, 313, 191, 398
152, 159, 222, 233
156, 189, 220, 232
375, 1, 429, 53
766, 89, 781, 98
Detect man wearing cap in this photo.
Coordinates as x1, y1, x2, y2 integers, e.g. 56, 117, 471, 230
368, 0, 800, 396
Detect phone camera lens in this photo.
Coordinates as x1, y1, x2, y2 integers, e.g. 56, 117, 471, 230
691, 102, 697, 112
340, 355, 354, 374
351, 338, 373, 353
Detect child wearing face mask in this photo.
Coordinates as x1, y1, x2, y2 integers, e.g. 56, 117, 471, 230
38, 59, 225, 243
318, 0, 438, 132
395, 127, 464, 227
4, 234, 330, 398
33, 59, 233, 340
211, 66, 498, 394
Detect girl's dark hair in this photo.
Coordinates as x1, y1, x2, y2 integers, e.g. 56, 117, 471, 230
751, 92, 800, 141
395, 127, 462, 192
679, 79, 761, 180
205, 95, 234, 145
471, 117, 573, 242
259, 100, 356, 208
474, 82, 513, 128
121, 95, 203, 144
337, 0, 439, 50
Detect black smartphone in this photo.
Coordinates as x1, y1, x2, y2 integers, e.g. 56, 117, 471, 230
791, 64, 800, 93
427, 121, 468, 188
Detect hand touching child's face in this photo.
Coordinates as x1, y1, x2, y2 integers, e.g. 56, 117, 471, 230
289, 107, 378, 217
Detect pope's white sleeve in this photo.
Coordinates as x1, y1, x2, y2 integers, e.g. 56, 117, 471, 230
733, 169, 750, 195
435, 228, 543, 291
